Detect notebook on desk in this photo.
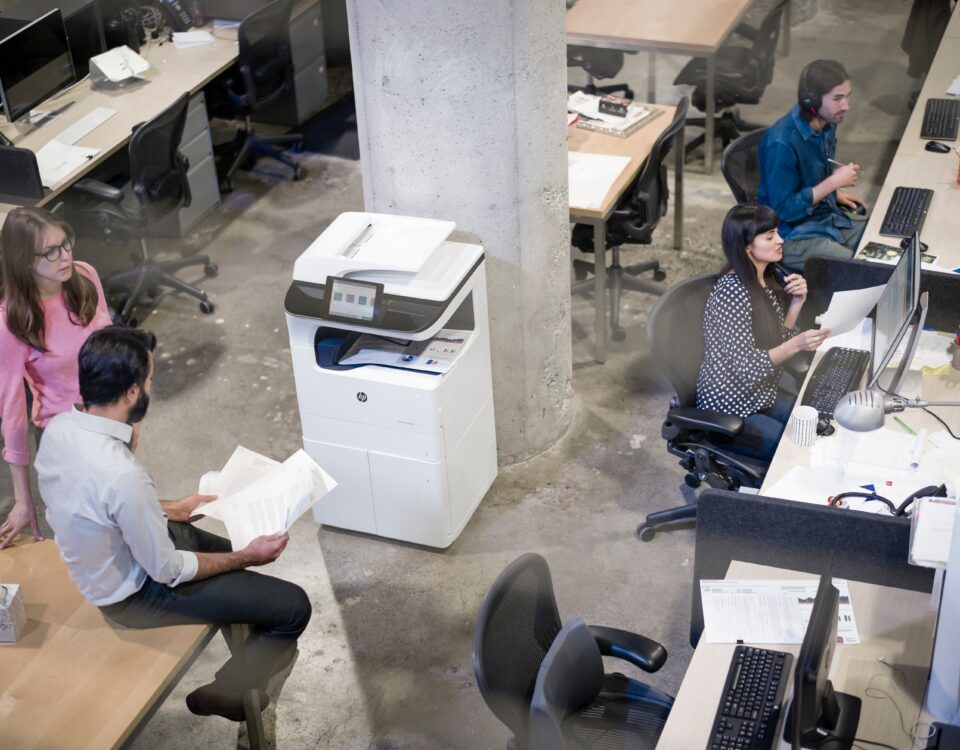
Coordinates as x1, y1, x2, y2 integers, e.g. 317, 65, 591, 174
0, 145, 44, 205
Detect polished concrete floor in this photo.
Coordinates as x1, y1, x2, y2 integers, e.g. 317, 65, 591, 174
0, 1, 921, 747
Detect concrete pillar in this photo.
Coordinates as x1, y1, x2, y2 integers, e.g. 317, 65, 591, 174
345, 0, 573, 464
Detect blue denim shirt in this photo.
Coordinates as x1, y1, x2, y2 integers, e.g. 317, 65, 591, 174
758, 105, 852, 242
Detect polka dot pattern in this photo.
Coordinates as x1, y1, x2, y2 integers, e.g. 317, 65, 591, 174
696, 273, 794, 419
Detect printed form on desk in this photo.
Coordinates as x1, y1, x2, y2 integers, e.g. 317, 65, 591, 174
700, 579, 860, 645
568, 152, 630, 209
197, 445, 336, 549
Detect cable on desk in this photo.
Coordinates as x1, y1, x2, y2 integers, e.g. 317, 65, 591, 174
920, 405, 960, 440
858, 659, 937, 748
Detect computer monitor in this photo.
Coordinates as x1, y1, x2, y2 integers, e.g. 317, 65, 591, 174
0, 10, 77, 124
783, 573, 861, 750
866, 231, 927, 394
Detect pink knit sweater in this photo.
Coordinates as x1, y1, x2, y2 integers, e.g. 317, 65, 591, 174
0, 261, 112, 466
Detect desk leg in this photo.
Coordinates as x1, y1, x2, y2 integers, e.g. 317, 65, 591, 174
674, 124, 684, 250
647, 52, 657, 102
781, 0, 792, 57
705, 55, 716, 175
593, 220, 608, 363
229, 623, 267, 749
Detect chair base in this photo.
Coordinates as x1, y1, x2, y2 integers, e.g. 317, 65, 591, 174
222, 117, 303, 192
572, 252, 666, 340
636, 503, 698, 542
104, 245, 217, 326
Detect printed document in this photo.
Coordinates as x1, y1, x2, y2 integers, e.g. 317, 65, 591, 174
910, 497, 958, 569
818, 285, 883, 336
338, 329, 470, 373
568, 152, 631, 210
35, 141, 99, 187
197, 446, 336, 549
701, 579, 860, 644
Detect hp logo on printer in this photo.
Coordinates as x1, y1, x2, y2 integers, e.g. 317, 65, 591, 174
356, 392, 368, 403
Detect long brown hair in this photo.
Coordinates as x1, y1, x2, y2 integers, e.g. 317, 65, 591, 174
0, 207, 99, 351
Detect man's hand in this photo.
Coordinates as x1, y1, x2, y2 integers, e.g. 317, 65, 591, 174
0, 501, 44, 550
831, 162, 860, 189
241, 532, 289, 566
837, 190, 867, 211
162, 493, 215, 523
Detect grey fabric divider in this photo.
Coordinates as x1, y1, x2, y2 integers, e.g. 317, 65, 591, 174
690, 489, 935, 647
803, 256, 960, 333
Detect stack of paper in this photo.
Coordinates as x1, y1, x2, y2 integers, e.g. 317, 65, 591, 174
815, 426, 926, 472
910, 497, 957, 568
567, 91, 663, 137
568, 152, 631, 209
197, 446, 337, 549
172, 31, 216, 49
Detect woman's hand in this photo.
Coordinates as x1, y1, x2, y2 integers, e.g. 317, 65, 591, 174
0, 499, 43, 550
791, 328, 831, 352
782, 273, 808, 305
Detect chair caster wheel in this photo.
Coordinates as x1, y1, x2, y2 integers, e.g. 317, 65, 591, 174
684, 473, 701, 489
204, 263, 218, 278
653, 269, 667, 282
199, 301, 215, 314
612, 327, 626, 342
636, 524, 656, 542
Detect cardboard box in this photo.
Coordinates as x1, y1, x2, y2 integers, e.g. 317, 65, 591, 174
0, 584, 27, 643
599, 94, 631, 117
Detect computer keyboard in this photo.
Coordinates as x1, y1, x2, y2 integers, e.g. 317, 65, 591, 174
800, 347, 870, 420
707, 646, 792, 750
52, 107, 116, 146
879, 186, 933, 238
921, 97, 960, 140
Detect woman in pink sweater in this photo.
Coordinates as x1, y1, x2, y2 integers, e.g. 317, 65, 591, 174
0, 207, 111, 548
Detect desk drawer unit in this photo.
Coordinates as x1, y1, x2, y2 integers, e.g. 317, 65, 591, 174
255, 0, 328, 126
157, 92, 221, 237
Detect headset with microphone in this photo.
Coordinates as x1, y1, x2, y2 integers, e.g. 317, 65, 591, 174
798, 63, 822, 119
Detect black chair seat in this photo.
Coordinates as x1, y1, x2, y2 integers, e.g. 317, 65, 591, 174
563, 693, 671, 749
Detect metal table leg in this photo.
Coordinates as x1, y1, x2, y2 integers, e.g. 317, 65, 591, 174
593, 220, 607, 363
674, 124, 684, 250
781, 0, 792, 57
705, 55, 716, 175
647, 52, 657, 102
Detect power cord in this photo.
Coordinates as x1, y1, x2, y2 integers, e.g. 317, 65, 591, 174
829, 484, 946, 516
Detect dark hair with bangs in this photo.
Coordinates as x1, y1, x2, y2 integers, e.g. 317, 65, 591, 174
720, 203, 789, 349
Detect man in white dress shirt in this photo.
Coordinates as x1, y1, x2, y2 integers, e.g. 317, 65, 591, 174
36, 326, 311, 722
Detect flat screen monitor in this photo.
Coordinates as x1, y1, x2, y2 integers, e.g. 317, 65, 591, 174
0, 9, 76, 124
867, 232, 925, 394
784, 573, 861, 749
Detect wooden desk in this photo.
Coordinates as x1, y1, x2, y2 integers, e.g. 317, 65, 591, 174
0, 29, 239, 223
568, 104, 681, 363
657, 561, 938, 749
566, 0, 755, 175
0, 540, 215, 749
855, 4, 960, 272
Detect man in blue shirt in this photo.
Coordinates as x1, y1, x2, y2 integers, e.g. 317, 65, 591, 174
758, 59, 867, 271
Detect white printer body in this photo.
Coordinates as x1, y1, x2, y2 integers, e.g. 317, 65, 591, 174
284, 212, 497, 548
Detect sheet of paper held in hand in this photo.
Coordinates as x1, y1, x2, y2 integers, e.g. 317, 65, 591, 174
700, 579, 860, 645
818, 285, 884, 335
197, 446, 337, 549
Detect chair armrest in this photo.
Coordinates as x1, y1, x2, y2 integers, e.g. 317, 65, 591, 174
588, 625, 667, 673
732, 22, 759, 41
668, 407, 744, 437
73, 178, 123, 203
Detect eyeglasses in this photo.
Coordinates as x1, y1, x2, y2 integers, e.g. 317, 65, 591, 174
34, 239, 74, 263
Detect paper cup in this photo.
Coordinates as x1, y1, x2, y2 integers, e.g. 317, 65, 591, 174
791, 405, 819, 447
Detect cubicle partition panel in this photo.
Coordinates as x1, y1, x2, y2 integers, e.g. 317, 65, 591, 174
804, 256, 960, 333
690, 489, 934, 647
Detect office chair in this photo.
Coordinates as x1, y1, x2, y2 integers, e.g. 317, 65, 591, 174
473, 553, 674, 750
720, 127, 766, 203
570, 97, 688, 341
70, 92, 217, 325
636, 273, 772, 541
529, 618, 672, 750
673, 0, 788, 153
567, 45, 635, 99
216, 0, 303, 193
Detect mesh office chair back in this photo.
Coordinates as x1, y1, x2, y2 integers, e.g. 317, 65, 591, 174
235, 0, 294, 113
647, 273, 719, 408
473, 553, 562, 749
128, 91, 192, 225
720, 128, 766, 204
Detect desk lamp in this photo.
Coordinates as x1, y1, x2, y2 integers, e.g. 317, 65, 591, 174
833, 390, 960, 432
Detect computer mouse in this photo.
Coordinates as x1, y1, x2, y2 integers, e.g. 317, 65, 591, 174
925, 140, 952, 153
853, 203, 867, 215
816, 418, 835, 437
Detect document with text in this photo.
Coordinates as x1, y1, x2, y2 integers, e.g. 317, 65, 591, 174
700, 579, 860, 645
197, 446, 336, 549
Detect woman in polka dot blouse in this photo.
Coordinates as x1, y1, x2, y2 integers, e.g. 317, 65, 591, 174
696, 203, 831, 458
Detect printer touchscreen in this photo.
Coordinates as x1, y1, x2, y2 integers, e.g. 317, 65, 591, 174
323, 277, 383, 323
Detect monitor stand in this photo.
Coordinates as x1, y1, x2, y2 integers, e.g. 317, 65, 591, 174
783, 683, 862, 750
877, 367, 923, 400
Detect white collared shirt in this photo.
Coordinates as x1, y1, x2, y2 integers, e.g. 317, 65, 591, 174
36, 407, 198, 606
